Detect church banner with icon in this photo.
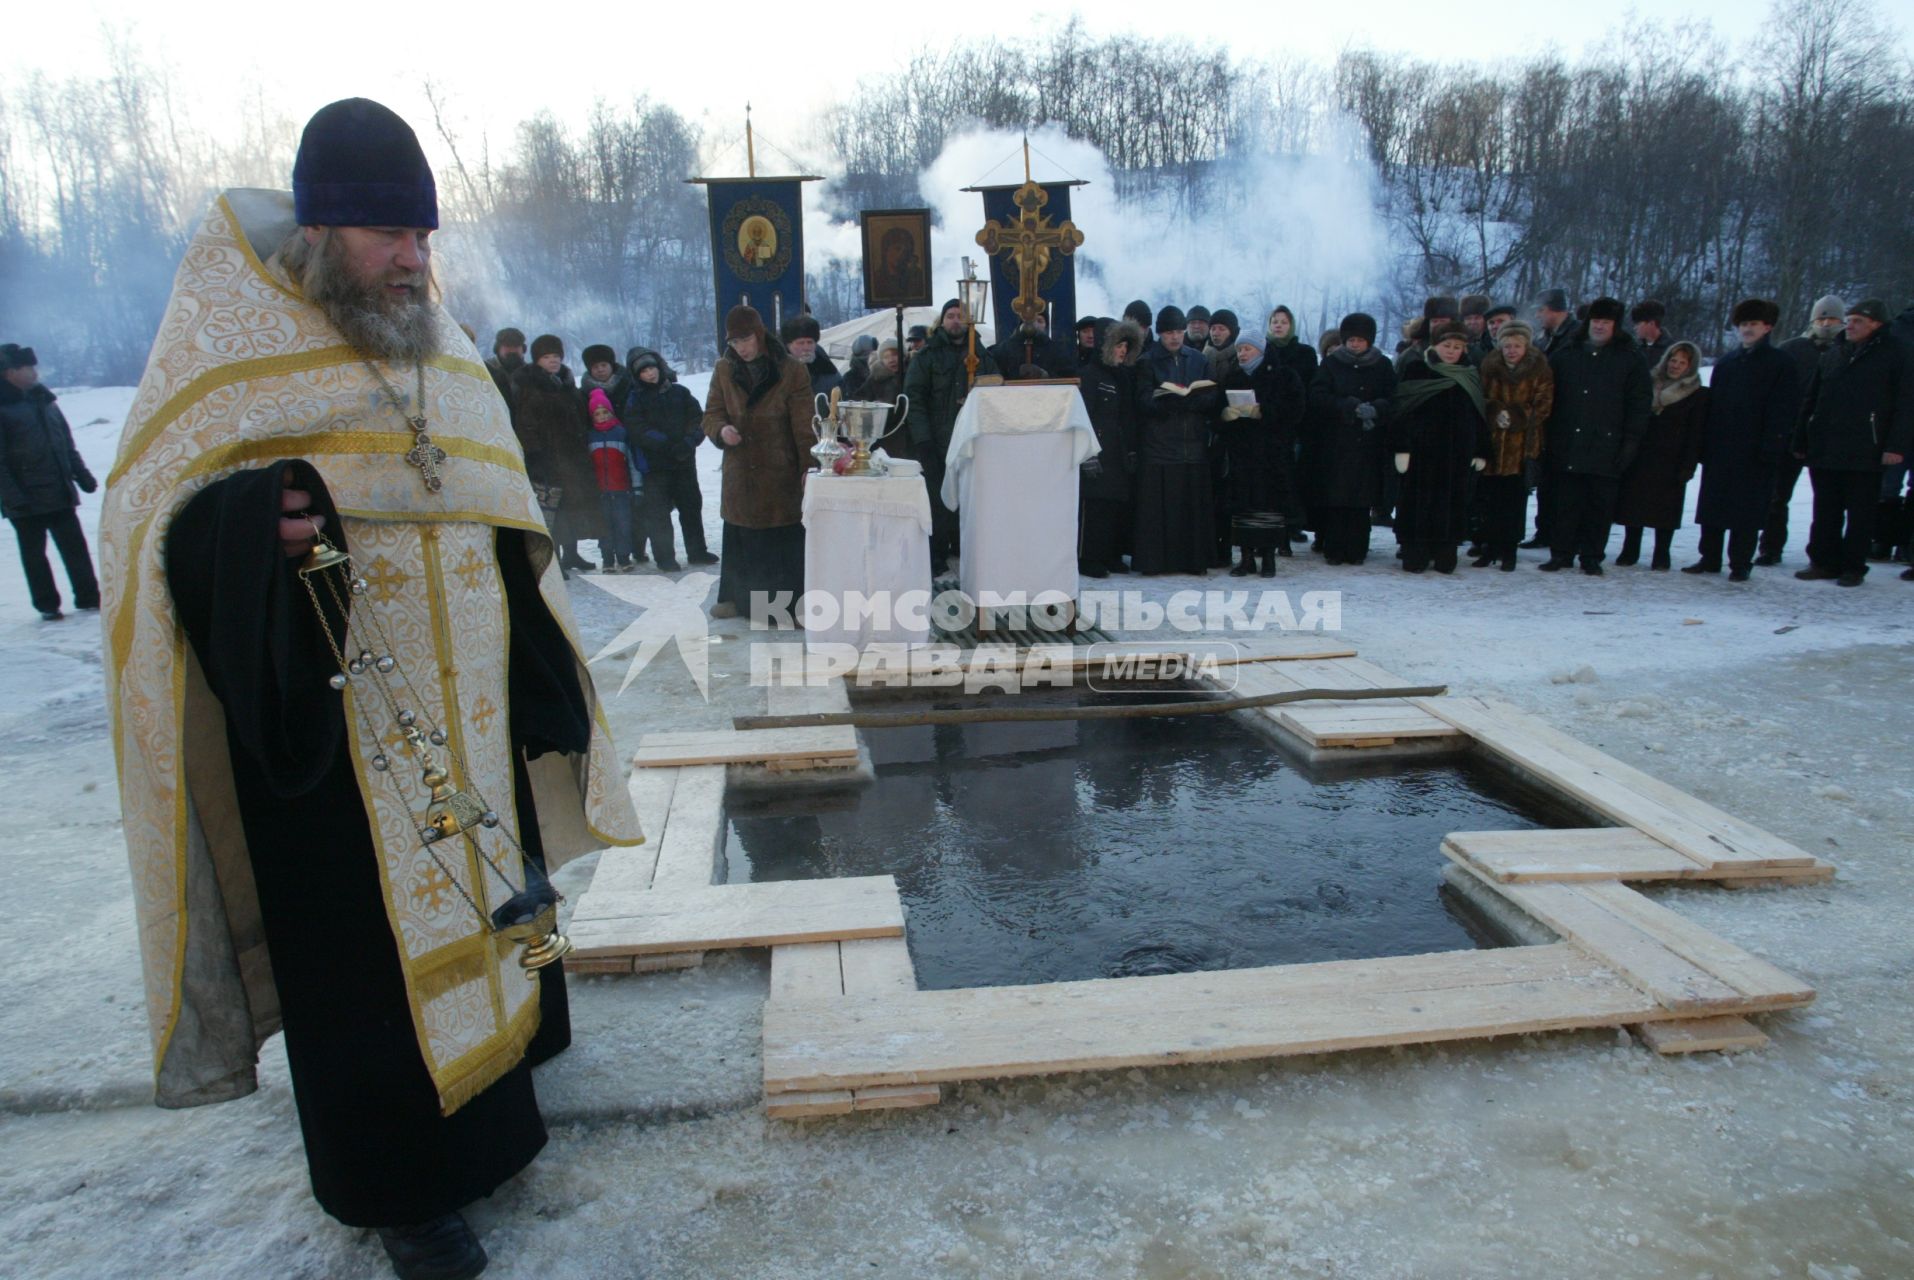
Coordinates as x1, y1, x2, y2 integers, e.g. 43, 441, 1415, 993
701, 179, 807, 347
974, 181, 1084, 339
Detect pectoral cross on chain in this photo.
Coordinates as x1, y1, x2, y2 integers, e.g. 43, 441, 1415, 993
405, 420, 448, 494
975, 161, 1085, 328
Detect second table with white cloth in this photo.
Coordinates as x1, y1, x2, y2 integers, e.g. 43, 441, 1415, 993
800, 471, 934, 652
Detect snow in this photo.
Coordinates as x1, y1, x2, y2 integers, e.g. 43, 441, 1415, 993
4, 387, 1913, 1279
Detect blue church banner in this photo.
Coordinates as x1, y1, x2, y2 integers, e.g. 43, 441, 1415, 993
976, 181, 1080, 340
702, 179, 807, 347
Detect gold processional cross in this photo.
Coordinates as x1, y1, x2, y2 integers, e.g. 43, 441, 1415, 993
975, 142, 1085, 328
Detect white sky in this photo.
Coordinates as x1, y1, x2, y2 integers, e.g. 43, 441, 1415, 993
10, 0, 1908, 179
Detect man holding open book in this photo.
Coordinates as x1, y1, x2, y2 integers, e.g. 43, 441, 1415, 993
1132, 305, 1225, 574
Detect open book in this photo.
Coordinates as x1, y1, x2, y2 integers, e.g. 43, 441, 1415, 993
1154, 379, 1218, 397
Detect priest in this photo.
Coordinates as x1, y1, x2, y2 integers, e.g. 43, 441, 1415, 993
100, 99, 642, 1280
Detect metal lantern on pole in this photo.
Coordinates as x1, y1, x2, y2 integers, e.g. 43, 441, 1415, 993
959, 256, 990, 387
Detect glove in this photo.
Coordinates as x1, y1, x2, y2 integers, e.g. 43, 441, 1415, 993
1470, 457, 1487, 472
1394, 452, 1410, 474
1081, 455, 1104, 477
1238, 403, 1262, 419
1355, 402, 1378, 424
1220, 405, 1243, 421
77, 474, 98, 494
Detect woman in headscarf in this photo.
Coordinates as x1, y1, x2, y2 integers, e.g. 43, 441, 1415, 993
1614, 341, 1706, 570
1266, 306, 1318, 545
1218, 332, 1305, 576
1388, 323, 1491, 573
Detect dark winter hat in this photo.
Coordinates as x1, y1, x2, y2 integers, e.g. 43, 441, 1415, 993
781, 313, 822, 343
292, 98, 438, 230
725, 305, 765, 342
1845, 298, 1889, 325
1185, 305, 1211, 324
1338, 312, 1378, 345
582, 343, 618, 369
1629, 299, 1666, 325
1730, 298, 1780, 327
1155, 305, 1187, 335
629, 350, 666, 378
0, 344, 37, 369
1423, 295, 1460, 321
1124, 300, 1154, 329
1537, 288, 1570, 313
1208, 309, 1239, 337
530, 334, 563, 360
940, 298, 965, 321
1429, 321, 1471, 347
1485, 303, 1516, 322
493, 327, 526, 351
1459, 294, 1490, 318
852, 334, 879, 355
906, 325, 929, 343
1076, 315, 1099, 333
1586, 296, 1626, 324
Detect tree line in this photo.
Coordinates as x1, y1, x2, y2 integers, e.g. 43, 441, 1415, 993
1, 0, 1907, 382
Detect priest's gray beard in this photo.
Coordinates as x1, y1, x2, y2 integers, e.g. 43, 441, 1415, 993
278, 228, 440, 364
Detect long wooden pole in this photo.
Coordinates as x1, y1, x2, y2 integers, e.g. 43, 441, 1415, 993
746, 104, 756, 179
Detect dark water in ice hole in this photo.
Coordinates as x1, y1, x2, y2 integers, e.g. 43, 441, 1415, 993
723, 687, 1581, 990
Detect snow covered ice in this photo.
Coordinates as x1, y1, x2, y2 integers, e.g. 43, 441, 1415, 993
3, 386, 1912, 1279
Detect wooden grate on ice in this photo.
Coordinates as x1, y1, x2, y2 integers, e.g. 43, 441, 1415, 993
564, 645, 1833, 1117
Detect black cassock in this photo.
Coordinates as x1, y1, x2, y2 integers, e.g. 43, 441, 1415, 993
165, 463, 588, 1228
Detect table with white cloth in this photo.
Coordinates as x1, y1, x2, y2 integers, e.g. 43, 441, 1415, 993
941, 384, 1099, 617
801, 472, 934, 652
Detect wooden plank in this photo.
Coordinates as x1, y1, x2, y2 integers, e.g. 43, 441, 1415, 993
649, 765, 726, 891
765, 1089, 855, 1119
1635, 1015, 1770, 1054
1474, 877, 1754, 1014
569, 876, 905, 957
838, 936, 919, 995
1412, 697, 1813, 870
852, 1083, 942, 1111
634, 725, 859, 768
771, 941, 843, 1000
763, 943, 1658, 1094
563, 955, 635, 975
630, 952, 704, 974
1576, 881, 1816, 1007
1444, 829, 1709, 882
1279, 706, 1460, 745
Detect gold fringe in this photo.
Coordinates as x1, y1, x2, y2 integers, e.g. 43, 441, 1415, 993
434, 992, 540, 1117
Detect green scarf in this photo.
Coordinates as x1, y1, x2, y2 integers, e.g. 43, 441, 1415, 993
1392, 348, 1487, 422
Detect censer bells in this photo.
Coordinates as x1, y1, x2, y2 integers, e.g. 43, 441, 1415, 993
298, 528, 572, 979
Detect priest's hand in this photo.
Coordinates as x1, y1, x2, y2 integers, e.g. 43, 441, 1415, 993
1394, 452, 1410, 474
279, 471, 325, 559
1471, 457, 1487, 472
720, 424, 742, 447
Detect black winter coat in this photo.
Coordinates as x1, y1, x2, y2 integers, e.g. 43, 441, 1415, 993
803, 350, 843, 400
1264, 337, 1318, 394
1779, 332, 1842, 415
1794, 329, 1914, 471
628, 379, 705, 470
1696, 339, 1799, 529
1306, 348, 1397, 509
485, 354, 521, 412
1545, 334, 1651, 478
1388, 359, 1490, 545
1081, 357, 1148, 503
1218, 360, 1304, 515
903, 326, 998, 457
990, 329, 1078, 379
1138, 343, 1222, 465
0, 381, 95, 520
1615, 385, 1705, 530
509, 362, 597, 516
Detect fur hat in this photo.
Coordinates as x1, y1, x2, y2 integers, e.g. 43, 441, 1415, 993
1485, 303, 1516, 322
1846, 299, 1888, 325
1185, 305, 1211, 324
0, 344, 38, 370
1124, 299, 1154, 329
1208, 309, 1239, 337
1428, 321, 1471, 348
1338, 312, 1378, 345
530, 334, 564, 361
1155, 305, 1187, 335
1423, 296, 1460, 322
1459, 294, 1490, 318
1811, 294, 1847, 323
293, 98, 437, 230
1586, 297, 1626, 324
1537, 288, 1570, 314
493, 327, 526, 352
1731, 298, 1781, 327
1102, 319, 1146, 365
1495, 319, 1535, 348
582, 343, 617, 370
780, 313, 822, 343
1629, 299, 1666, 325
725, 305, 764, 342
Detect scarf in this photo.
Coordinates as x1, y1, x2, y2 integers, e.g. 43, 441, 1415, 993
1328, 345, 1385, 369
1391, 348, 1488, 421
1654, 372, 1701, 412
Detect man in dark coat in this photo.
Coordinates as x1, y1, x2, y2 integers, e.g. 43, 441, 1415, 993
1792, 299, 1914, 586
1630, 300, 1672, 372
1306, 313, 1396, 565
1480, 304, 1516, 359
1539, 296, 1651, 574
1762, 295, 1846, 564
903, 299, 999, 573
485, 326, 526, 410
1079, 320, 1149, 576
627, 348, 716, 570
989, 309, 1076, 379
0, 344, 100, 620
1132, 305, 1224, 574
781, 313, 842, 399
1685, 300, 1799, 580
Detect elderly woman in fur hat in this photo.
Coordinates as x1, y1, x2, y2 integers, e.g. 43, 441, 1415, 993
1614, 342, 1706, 570
1476, 319, 1554, 570
1306, 313, 1397, 565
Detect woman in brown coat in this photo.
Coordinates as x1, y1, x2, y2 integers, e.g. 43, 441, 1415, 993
1614, 342, 1706, 569
1475, 320, 1553, 570
702, 305, 817, 620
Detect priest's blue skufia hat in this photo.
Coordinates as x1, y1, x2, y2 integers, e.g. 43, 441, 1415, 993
292, 98, 438, 229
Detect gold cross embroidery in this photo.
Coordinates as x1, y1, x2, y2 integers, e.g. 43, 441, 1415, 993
470, 695, 498, 737
452, 547, 486, 592
363, 555, 409, 604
